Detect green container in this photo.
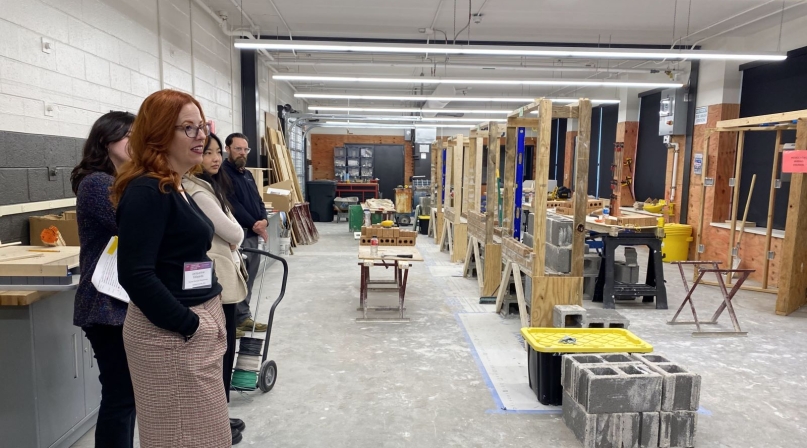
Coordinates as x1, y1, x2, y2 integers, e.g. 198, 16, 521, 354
371, 213, 383, 225
349, 205, 364, 232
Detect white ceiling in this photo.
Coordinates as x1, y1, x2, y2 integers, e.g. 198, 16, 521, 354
201, 0, 807, 115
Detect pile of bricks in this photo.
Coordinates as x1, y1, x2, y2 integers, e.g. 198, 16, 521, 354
359, 226, 418, 246
562, 353, 701, 448
467, 210, 486, 240
554, 199, 604, 216
502, 236, 533, 270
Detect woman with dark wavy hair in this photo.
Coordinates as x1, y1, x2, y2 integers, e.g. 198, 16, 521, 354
112, 90, 230, 447
70, 110, 137, 448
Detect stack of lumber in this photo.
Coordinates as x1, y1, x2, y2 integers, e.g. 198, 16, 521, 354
263, 127, 319, 246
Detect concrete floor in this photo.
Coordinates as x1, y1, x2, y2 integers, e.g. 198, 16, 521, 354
73, 222, 807, 447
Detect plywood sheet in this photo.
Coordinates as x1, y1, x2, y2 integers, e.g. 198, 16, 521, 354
530, 276, 583, 327
0, 246, 79, 276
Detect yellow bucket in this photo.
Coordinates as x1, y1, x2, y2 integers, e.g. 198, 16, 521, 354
662, 224, 693, 262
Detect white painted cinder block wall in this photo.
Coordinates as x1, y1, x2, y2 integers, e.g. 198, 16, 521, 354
0, 0, 242, 139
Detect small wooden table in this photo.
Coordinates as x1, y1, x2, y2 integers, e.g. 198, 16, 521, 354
357, 246, 423, 322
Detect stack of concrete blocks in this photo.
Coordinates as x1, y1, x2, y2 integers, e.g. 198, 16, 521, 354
562, 353, 700, 448
615, 247, 640, 288
545, 213, 574, 273
583, 245, 601, 301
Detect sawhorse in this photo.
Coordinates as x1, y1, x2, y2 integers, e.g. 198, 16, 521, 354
668, 261, 753, 337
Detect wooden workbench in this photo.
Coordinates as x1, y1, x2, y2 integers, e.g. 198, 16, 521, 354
357, 246, 423, 322
0, 246, 80, 277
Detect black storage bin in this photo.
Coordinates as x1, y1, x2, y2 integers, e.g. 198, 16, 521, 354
306, 180, 337, 222
527, 347, 563, 406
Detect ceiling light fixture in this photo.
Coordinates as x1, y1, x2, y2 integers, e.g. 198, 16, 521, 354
322, 121, 473, 129
236, 39, 786, 61
296, 93, 620, 104
308, 106, 515, 114
275, 75, 683, 89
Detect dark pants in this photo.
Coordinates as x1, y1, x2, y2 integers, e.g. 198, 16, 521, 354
237, 235, 261, 324
83, 325, 137, 448
222, 303, 237, 401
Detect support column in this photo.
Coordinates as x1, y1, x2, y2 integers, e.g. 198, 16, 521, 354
563, 119, 578, 188
240, 49, 261, 168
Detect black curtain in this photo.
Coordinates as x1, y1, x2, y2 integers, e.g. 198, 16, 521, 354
635, 93, 668, 201
738, 47, 807, 230
588, 106, 619, 197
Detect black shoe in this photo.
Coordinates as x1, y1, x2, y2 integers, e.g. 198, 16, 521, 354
230, 418, 246, 432
232, 426, 243, 445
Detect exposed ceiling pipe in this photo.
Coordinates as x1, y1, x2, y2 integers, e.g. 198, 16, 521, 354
267, 0, 296, 56
228, 0, 256, 30
272, 59, 681, 74
430, 0, 445, 29
475, 0, 490, 17
667, 0, 777, 48
688, 1, 806, 49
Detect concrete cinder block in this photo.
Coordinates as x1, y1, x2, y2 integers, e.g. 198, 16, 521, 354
44, 135, 80, 167
615, 261, 640, 284
2, 131, 45, 168
562, 354, 637, 400
27, 168, 66, 202
545, 242, 572, 273
563, 390, 597, 448
0, 168, 30, 206
553, 304, 586, 328
640, 412, 661, 448
632, 355, 701, 412
659, 411, 697, 448
584, 253, 602, 276
563, 391, 642, 448
546, 213, 574, 246
522, 231, 534, 248
526, 212, 535, 235
576, 364, 663, 414
583, 309, 630, 329
583, 276, 596, 301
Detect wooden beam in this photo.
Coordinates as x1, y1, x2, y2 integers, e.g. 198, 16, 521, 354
716, 109, 807, 129
485, 122, 500, 244
776, 118, 807, 315
435, 143, 444, 211
712, 126, 798, 132
726, 131, 746, 285
507, 117, 540, 128
473, 132, 483, 212
463, 136, 474, 216
502, 125, 517, 236
452, 135, 464, 224
508, 101, 579, 119
571, 99, 593, 277
531, 99, 553, 276
763, 132, 782, 289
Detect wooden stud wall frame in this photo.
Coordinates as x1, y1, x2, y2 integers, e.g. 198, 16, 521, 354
440, 135, 470, 262
494, 99, 590, 328
694, 110, 807, 316
463, 122, 504, 297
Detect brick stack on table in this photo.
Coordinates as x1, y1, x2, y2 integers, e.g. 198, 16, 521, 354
359, 226, 418, 246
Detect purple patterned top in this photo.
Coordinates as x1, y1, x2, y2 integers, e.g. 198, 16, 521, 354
73, 172, 128, 327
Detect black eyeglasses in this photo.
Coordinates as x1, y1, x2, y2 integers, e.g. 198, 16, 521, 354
175, 123, 208, 138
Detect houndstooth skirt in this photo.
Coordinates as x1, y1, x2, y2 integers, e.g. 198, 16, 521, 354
123, 296, 230, 448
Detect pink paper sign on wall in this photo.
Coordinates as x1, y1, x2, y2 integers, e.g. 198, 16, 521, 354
783, 150, 807, 173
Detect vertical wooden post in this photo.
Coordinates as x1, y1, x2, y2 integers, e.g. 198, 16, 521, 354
531, 99, 554, 277
474, 133, 484, 212
726, 131, 746, 285
694, 132, 711, 264
486, 122, 500, 244
571, 99, 593, 277
762, 130, 782, 289
435, 143, 444, 211
445, 144, 453, 209
503, 125, 517, 236
453, 135, 464, 224
776, 119, 807, 314
462, 136, 472, 216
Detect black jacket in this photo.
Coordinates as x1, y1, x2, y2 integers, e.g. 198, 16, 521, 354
221, 158, 268, 239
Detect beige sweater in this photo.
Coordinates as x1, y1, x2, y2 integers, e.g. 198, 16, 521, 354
182, 175, 247, 304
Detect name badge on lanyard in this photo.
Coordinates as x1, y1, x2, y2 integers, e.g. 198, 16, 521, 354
183, 261, 213, 290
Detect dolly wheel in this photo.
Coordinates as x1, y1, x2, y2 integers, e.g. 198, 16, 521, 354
259, 360, 277, 392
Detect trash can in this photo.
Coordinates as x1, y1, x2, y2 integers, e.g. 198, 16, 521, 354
306, 180, 337, 222
662, 224, 693, 262
417, 215, 430, 235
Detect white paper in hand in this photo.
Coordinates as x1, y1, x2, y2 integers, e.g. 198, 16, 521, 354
91, 236, 130, 303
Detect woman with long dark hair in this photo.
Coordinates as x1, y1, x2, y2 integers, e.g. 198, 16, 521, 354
70, 110, 137, 448
112, 90, 230, 447
182, 132, 248, 444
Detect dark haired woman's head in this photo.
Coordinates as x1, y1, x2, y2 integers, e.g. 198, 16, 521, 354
195, 132, 234, 213
70, 111, 135, 194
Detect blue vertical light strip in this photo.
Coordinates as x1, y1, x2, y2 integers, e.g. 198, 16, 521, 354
513, 127, 526, 240
596, 108, 603, 198
553, 119, 560, 180
441, 148, 447, 203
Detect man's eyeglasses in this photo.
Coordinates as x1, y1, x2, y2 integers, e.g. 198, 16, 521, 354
175, 123, 208, 139
230, 146, 251, 154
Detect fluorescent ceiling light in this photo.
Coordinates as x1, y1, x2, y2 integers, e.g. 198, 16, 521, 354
420, 117, 507, 123
323, 121, 472, 129
275, 75, 682, 89
308, 106, 513, 114
296, 93, 619, 104
236, 40, 786, 62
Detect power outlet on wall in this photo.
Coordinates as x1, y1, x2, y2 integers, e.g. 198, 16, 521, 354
44, 103, 55, 117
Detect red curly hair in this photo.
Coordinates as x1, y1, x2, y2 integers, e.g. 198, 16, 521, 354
111, 90, 207, 206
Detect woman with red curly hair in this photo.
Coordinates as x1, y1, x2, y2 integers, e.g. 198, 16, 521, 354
112, 90, 229, 447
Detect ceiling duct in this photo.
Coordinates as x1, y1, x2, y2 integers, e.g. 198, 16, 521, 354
423, 84, 456, 117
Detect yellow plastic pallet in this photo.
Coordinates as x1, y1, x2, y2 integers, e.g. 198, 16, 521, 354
520, 328, 653, 353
